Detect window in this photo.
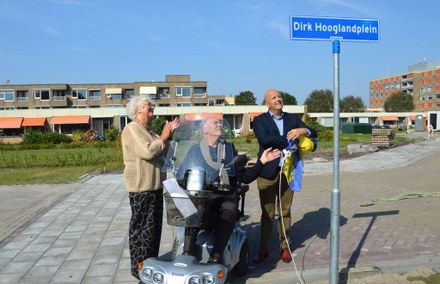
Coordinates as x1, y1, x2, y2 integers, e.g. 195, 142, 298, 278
89, 89, 101, 100
72, 89, 87, 100
0, 90, 14, 101
158, 87, 170, 98
16, 90, 28, 102
33, 89, 50, 101
194, 87, 206, 98
158, 103, 170, 107
52, 90, 66, 101
208, 99, 215, 106
176, 103, 192, 107
124, 89, 135, 100
437, 94, 440, 99
176, 87, 191, 98
0, 106, 14, 110
108, 94, 122, 100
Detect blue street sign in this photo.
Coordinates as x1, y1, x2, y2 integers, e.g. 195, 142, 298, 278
290, 16, 379, 42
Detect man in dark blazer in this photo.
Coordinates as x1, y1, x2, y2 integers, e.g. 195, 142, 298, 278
253, 89, 318, 263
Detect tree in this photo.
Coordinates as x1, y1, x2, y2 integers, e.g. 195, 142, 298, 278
235, 91, 257, 105
384, 91, 414, 112
341, 95, 366, 112
304, 89, 335, 112
261, 91, 297, 105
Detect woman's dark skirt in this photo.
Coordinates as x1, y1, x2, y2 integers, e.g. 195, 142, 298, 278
128, 189, 163, 279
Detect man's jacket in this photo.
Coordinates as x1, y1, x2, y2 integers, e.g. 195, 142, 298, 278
253, 111, 318, 179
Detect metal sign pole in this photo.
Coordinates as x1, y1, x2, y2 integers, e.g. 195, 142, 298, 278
290, 15, 379, 284
330, 39, 341, 284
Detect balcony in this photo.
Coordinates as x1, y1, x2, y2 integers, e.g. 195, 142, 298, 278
194, 94, 206, 98
401, 84, 413, 90
90, 95, 101, 101
16, 97, 29, 102
52, 95, 66, 101
400, 77, 413, 83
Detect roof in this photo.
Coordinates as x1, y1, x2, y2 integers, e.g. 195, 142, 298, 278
0, 117, 23, 129
185, 113, 223, 121
380, 116, 399, 121
249, 112, 263, 122
22, 117, 47, 127
51, 115, 91, 124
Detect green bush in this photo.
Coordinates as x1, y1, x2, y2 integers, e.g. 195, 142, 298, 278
41, 132, 72, 144
22, 130, 72, 144
105, 128, 119, 142
151, 117, 166, 135
72, 130, 84, 143
22, 129, 43, 144
319, 129, 334, 142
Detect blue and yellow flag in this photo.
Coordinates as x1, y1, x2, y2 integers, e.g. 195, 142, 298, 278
282, 136, 317, 192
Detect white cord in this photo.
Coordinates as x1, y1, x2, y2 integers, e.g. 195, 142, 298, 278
279, 153, 306, 284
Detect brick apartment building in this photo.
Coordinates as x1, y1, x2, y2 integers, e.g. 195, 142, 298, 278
0, 74, 307, 142
369, 60, 440, 112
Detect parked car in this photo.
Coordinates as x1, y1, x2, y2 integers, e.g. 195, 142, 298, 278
372, 125, 391, 129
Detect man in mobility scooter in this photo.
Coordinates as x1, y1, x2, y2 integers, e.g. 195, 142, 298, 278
139, 116, 280, 284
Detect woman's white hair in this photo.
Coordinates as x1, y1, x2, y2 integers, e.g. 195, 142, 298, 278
126, 95, 152, 120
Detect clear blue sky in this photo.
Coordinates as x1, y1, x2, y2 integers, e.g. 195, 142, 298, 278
1, 0, 439, 105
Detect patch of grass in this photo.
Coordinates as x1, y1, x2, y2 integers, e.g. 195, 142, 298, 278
0, 167, 98, 185
408, 272, 440, 284
0, 147, 122, 168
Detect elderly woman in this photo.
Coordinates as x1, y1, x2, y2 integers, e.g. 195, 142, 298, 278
121, 95, 179, 279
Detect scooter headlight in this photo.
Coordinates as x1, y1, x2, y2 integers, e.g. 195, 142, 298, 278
141, 267, 152, 278
189, 275, 202, 284
203, 274, 215, 284
153, 272, 164, 283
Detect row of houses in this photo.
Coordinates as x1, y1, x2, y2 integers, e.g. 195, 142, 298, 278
0, 105, 302, 143
1, 104, 438, 144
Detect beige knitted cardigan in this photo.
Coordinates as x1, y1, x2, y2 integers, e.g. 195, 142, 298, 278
121, 121, 167, 193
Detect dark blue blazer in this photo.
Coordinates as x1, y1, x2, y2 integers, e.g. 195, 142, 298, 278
253, 111, 317, 179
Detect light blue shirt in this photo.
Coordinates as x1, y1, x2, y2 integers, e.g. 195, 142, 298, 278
269, 111, 284, 136
269, 111, 284, 166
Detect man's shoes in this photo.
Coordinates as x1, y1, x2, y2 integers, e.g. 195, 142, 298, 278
253, 248, 269, 263
280, 248, 292, 263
